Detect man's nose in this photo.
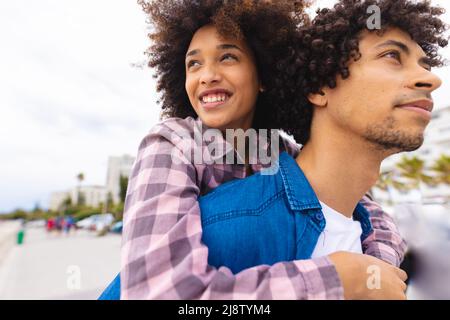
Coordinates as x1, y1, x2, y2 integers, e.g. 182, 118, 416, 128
409, 68, 442, 93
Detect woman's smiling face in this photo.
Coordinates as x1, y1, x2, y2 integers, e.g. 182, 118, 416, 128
185, 25, 261, 131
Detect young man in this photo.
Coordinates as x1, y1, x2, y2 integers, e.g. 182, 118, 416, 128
196, 0, 447, 300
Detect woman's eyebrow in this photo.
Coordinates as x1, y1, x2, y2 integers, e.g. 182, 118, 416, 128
217, 44, 243, 52
186, 49, 199, 58
186, 44, 243, 58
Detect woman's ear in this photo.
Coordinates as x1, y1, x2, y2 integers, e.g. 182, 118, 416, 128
307, 90, 328, 108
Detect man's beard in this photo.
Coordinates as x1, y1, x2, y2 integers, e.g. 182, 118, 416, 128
363, 116, 425, 153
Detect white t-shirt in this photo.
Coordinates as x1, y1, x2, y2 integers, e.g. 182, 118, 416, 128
311, 201, 363, 258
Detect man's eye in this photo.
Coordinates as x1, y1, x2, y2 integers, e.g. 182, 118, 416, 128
383, 50, 401, 62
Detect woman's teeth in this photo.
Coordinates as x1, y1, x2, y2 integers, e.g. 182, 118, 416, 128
202, 94, 228, 104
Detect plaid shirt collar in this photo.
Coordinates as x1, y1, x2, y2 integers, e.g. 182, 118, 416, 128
193, 117, 298, 169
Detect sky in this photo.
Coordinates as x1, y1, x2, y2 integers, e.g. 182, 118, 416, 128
1, 0, 449, 213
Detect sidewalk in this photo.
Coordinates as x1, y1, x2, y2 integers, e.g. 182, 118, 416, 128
0, 226, 121, 300
0, 220, 21, 266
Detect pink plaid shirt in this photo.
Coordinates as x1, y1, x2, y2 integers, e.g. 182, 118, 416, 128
121, 116, 407, 299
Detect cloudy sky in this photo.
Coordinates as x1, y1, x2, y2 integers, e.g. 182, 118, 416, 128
1, 0, 449, 213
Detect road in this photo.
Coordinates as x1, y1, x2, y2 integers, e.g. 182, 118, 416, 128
0, 226, 121, 300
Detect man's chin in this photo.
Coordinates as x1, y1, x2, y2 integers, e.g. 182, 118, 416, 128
365, 131, 425, 154
399, 140, 423, 152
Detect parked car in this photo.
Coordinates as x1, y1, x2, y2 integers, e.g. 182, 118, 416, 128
93, 214, 115, 232
26, 219, 46, 228
76, 216, 96, 229
76, 214, 114, 232
110, 221, 123, 234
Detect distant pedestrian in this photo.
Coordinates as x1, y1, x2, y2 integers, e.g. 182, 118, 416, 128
64, 216, 74, 235
55, 217, 64, 235
46, 218, 55, 232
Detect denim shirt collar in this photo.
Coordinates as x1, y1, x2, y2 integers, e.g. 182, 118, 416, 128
278, 151, 373, 237
278, 151, 322, 211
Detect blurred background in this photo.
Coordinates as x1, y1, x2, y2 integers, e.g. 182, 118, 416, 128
0, 0, 449, 299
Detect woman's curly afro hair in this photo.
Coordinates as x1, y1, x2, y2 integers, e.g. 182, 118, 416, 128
280, 0, 449, 145
137, 0, 311, 130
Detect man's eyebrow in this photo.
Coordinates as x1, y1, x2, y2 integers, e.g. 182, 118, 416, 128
374, 40, 410, 55
186, 44, 242, 58
375, 39, 432, 67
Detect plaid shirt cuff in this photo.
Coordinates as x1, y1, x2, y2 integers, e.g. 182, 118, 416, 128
295, 256, 344, 300
364, 241, 402, 267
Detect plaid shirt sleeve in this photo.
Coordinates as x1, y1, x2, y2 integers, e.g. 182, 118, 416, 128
120, 121, 344, 300
360, 195, 408, 267
280, 136, 408, 268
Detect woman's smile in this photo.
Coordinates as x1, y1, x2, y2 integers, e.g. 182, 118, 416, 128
200, 93, 233, 110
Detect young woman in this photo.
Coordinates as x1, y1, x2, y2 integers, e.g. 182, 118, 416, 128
101, 0, 406, 300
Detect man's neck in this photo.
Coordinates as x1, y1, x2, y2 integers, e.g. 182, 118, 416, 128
295, 130, 386, 218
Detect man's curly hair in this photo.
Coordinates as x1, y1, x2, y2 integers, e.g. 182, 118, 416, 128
280, 0, 449, 145
137, 0, 310, 130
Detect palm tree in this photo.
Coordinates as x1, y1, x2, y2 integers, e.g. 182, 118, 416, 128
105, 192, 114, 214
395, 156, 432, 198
374, 171, 394, 204
119, 175, 129, 204
76, 173, 85, 206
430, 154, 450, 185
76, 173, 84, 184
60, 195, 72, 215
374, 170, 409, 204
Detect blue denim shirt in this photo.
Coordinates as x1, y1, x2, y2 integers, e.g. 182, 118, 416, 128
99, 151, 373, 299
199, 151, 373, 274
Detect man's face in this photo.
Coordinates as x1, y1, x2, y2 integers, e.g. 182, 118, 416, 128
323, 28, 442, 153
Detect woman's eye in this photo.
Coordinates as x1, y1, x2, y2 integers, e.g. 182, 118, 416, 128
187, 60, 200, 69
221, 53, 238, 62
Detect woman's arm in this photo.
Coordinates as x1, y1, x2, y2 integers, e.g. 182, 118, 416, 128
120, 122, 343, 299
360, 196, 408, 267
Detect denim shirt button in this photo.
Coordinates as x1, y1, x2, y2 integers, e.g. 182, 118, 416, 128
315, 213, 324, 221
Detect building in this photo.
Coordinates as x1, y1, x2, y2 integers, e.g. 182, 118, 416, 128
375, 105, 450, 204
49, 186, 107, 212
49, 191, 71, 212
72, 185, 107, 209
48, 154, 135, 212
105, 155, 135, 205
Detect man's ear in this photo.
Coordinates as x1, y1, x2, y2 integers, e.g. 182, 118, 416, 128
307, 90, 328, 108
